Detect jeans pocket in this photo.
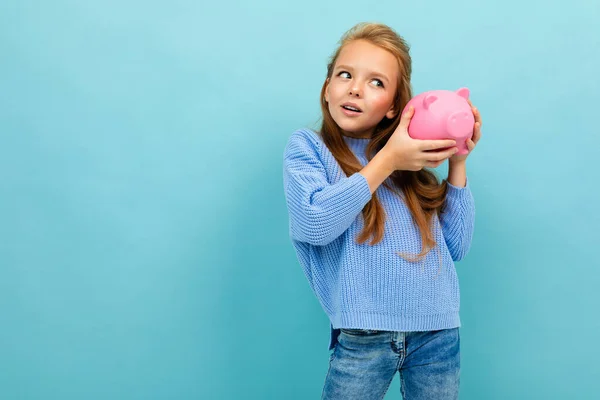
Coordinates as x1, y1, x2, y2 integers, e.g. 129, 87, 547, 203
329, 343, 337, 362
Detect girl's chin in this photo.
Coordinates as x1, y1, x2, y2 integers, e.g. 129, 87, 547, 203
334, 121, 373, 137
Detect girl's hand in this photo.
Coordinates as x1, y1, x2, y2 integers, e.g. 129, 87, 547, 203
450, 100, 482, 164
383, 106, 458, 171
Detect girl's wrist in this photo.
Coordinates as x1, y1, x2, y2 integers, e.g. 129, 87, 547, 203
449, 158, 466, 167
447, 159, 467, 187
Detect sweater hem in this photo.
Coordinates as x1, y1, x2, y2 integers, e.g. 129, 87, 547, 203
328, 311, 461, 350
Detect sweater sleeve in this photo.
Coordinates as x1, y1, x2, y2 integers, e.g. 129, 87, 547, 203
440, 179, 476, 261
283, 130, 372, 246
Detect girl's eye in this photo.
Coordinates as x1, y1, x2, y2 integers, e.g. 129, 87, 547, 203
336, 71, 383, 87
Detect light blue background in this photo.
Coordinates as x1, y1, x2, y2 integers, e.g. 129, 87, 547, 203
2, 0, 599, 399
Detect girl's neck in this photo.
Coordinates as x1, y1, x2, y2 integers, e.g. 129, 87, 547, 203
341, 127, 374, 140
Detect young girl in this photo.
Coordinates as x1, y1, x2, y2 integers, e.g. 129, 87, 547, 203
283, 22, 481, 399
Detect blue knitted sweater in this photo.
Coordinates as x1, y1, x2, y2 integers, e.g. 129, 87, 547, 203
282, 128, 475, 350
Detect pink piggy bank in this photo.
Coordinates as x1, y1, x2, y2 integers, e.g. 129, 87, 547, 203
402, 87, 475, 155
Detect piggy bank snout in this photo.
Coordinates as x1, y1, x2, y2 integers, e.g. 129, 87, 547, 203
446, 110, 474, 138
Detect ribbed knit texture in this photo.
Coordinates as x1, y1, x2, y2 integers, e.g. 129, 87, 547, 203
282, 128, 475, 350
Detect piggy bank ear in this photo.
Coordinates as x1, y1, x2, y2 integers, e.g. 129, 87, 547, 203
423, 94, 437, 109
456, 87, 470, 99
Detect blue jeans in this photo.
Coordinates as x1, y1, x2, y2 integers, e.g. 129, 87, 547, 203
322, 328, 460, 400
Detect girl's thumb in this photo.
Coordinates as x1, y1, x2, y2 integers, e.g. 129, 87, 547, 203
398, 106, 414, 131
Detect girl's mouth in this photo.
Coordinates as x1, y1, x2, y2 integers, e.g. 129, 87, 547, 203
341, 105, 362, 116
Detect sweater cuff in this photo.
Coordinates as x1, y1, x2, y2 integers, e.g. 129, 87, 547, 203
446, 178, 470, 201
351, 172, 373, 205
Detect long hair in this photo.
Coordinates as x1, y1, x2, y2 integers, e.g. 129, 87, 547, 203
319, 22, 449, 262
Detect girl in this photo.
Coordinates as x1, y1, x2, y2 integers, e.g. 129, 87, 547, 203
283, 22, 482, 400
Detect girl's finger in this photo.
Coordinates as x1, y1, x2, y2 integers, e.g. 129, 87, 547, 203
398, 106, 414, 130
421, 139, 457, 151
425, 160, 443, 169
473, 122, 481, 144
473, 107, 481, 124
469, 137, 480, 151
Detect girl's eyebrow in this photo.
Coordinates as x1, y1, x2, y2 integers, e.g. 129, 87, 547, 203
335, 64, 390, 84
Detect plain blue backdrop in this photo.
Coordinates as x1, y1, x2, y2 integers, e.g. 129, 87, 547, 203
1, 0, 599, 399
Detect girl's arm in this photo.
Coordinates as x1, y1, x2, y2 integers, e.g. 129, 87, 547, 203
441, 101, 481, 261
283, 130, 373, 246
440, 159, 475, 261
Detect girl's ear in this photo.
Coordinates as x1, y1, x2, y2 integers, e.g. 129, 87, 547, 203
386, 106, 397, 119
324, 78, 330, 103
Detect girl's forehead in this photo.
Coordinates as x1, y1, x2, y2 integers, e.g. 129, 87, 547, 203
335, 41, 399, 77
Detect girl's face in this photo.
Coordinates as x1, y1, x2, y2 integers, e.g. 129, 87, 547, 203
325, 39, 399, 139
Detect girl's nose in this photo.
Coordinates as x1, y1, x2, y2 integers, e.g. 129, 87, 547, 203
349, 87, 360, 97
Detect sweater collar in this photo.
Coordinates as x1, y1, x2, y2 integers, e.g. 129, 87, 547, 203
342, 135, 371, 154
